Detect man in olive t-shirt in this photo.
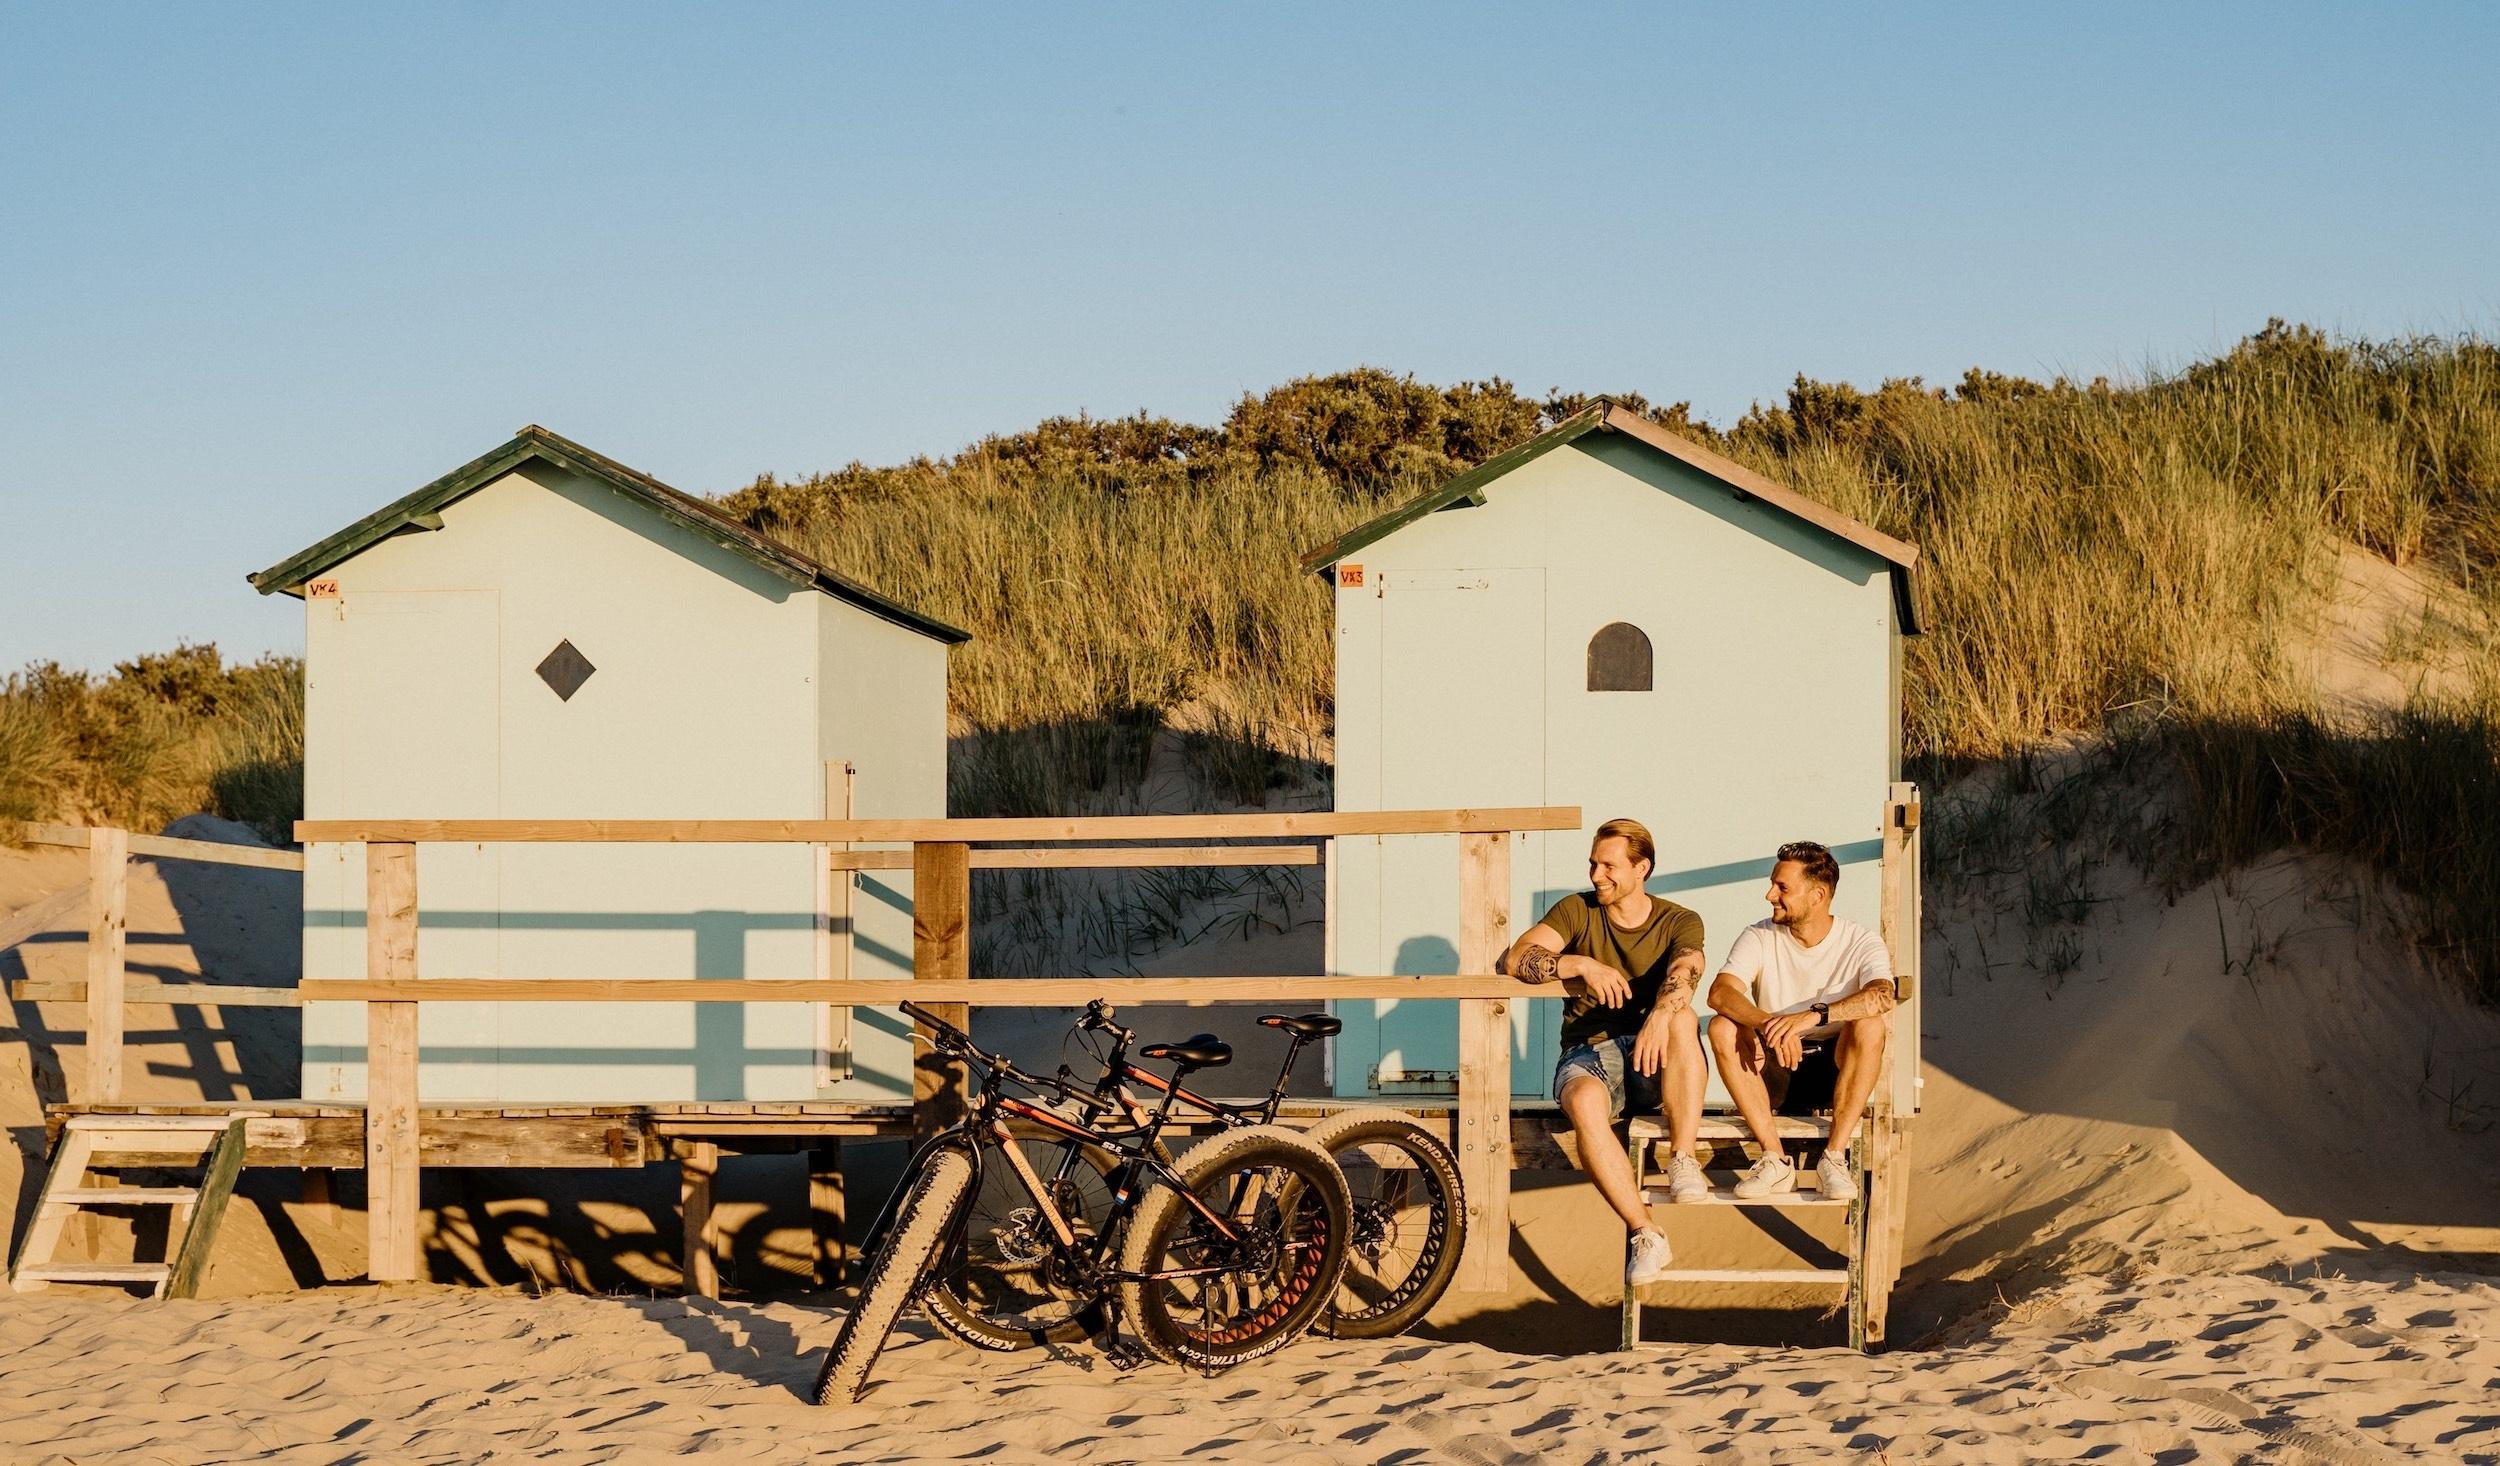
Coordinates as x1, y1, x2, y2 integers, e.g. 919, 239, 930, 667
1504, 819, 1708, 1286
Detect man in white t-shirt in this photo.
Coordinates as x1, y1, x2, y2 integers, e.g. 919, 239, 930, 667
1704, 840, 1898, 1201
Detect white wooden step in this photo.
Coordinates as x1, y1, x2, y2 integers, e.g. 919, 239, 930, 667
14, 1261, 172, 1284
1631, 1115, 1830, 1142
49, 1188, 200, 1207
1642, 1187, 1850, 1209
1640, 1268, 1848, 1286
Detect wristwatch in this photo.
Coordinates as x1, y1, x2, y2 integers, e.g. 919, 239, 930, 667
1811, 1001, 1830, 1026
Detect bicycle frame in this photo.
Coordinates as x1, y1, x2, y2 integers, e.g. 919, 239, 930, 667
856, 1006, 1270, 1293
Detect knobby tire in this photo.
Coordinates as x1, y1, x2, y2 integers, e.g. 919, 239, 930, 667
813, 1147, 975, 1405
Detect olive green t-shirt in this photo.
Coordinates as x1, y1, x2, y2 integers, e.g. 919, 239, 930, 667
1541, 892, 1706, 1047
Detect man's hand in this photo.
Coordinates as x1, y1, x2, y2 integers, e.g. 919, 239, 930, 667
1631, 1006, 1681, 1076
1758, 1011, 1815, 1069
1560, 955, 1633, 1007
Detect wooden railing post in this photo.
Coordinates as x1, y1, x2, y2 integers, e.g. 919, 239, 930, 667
912, 840, 972, 1134
84, 826, 127, 1104
1455, 830, 1513, 1292
365, 841, 422, 1282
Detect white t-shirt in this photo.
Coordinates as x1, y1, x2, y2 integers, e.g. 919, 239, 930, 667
1719, 916, 1893, 1018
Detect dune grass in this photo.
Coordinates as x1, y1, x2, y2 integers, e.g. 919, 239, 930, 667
7, 326, 2497, 990
0, 644, 302, 846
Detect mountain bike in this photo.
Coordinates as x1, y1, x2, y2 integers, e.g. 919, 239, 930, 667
924, 1000, 1467, 1353
812, 1000, 1352, 1405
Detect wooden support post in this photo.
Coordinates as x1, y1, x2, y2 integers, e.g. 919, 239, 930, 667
365, 841, 422, 1283
84, 827, 127, 1104
808, 1140, 846, 1288
1455, 830, 1512, 1293
912, 841, 972, 1135
679, 1139, 719, 1299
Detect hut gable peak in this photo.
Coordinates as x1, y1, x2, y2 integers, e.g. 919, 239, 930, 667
1299, 402, 1925, 633
247, 425, 970, 645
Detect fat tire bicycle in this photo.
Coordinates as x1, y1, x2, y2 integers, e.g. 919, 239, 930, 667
923, 1000, 1467, 1352
812, 1000, 1353, 1405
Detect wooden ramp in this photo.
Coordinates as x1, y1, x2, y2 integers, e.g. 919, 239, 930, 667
12, 1114, 258, 1298
1621, 1111, 1909, 1352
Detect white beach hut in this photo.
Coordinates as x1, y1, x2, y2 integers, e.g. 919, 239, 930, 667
1304, 403, 1923, 1108
250, 426, 967, 1104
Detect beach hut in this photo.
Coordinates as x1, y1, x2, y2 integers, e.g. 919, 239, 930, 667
1304, 403, 1923, 1111
249, 426, 967, 1104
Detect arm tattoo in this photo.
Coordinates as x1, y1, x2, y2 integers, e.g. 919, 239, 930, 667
1517, 945, 1560, 984
1650, 949, 1704, 1015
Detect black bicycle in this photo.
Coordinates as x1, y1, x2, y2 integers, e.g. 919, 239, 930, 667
813, 1000, 1353, 1405
923, 1000, 1467, 1354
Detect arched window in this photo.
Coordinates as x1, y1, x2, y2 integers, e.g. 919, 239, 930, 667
1587, 622, 1653, 692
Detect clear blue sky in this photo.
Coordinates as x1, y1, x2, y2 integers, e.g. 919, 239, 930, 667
5, 2, 2495, 673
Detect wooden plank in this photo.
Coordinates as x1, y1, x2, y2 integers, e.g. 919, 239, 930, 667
679, 1140, 719, 1299
166, 1120, 249, 1299
1454, 830, 1512, 1293
297, 975, 1572, 1004
10, 1130, 95, 1290
85, 828, 127, 1104
11, 981, 303, 1007
0, 882, 87, 956
825, 844, 1322, 871
294, 806, 1584, 845
365, 842, 422, 1283
8, 822, 304, 871
913, 841, 971, 1135
13, 1261, 171, 1284
1637, 1268, 1849, 1285
808, 1141, 845, 1288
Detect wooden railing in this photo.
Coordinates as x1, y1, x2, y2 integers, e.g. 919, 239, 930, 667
291, 808, 1584, 1288
3, 824, 306, 1102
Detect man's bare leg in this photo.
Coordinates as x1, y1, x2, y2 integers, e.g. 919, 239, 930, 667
1823, 1016, 1888, 1161
1660, 1016, 1707, 1163
1560, 1075, 1649, 1232
1707, 1015, 1785, 1162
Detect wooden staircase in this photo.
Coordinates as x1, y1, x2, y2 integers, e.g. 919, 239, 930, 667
1621, 1111, 1904, 1351
10, 1114, 258, 1299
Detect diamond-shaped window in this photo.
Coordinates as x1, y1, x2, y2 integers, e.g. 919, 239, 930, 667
535, 639, 596, 701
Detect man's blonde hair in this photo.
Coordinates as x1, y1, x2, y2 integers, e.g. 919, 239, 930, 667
1593, 817, 1655, 874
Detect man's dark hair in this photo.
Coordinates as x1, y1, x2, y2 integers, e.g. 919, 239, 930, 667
1776, 840, 1840, 892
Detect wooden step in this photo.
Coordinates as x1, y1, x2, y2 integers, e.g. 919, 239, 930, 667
1632, 1115, 1830, 1142
1640, 1268, 1849, 1286
1642, 1186, 1850, 1209
14, 1261, 172, 1284
49, 1188, 200, 1207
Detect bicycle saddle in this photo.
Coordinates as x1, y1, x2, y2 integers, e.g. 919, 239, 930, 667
1258, 1013, 1342, 1039
1139, 1034, 1232, 1069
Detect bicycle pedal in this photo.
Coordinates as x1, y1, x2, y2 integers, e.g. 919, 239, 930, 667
1095, 1336, 1148, 1372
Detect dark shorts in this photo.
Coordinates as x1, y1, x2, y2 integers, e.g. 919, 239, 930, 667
1552, 1035, 1662, 1118
1767, 1041, 1841, 1116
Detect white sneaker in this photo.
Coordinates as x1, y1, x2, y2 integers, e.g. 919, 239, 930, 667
1817, 1148, 1859, 1202
1732, 1153, 1796, 1199
1664, 1151, 1709, 1204
1626, 1226, 1674, 1286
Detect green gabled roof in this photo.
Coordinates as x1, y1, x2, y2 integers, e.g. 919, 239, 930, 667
247, 425, 971, 646
1299, 401, 1926, 634
1297, 405, 1610, 572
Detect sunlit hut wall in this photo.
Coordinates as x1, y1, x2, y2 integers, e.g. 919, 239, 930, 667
249, 427, 965, 1103
1310, 404, 1923, 1110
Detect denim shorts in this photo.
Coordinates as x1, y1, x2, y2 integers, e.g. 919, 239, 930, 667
1552, 1034, 1661, 1118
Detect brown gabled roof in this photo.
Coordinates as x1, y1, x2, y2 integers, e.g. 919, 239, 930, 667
247, 425, 971, 645
1301, 402, 1925, 633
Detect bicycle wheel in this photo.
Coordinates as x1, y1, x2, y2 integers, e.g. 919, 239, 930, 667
1301, 1108, 1467, 1339
1116, 1124, 1351, 1370
922, 1138, 1118, 1351
814, 1147, 975, 1406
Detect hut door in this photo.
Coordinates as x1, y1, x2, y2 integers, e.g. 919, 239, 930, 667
310, 588, 503, 1101
1371, 569, 1545, 1091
